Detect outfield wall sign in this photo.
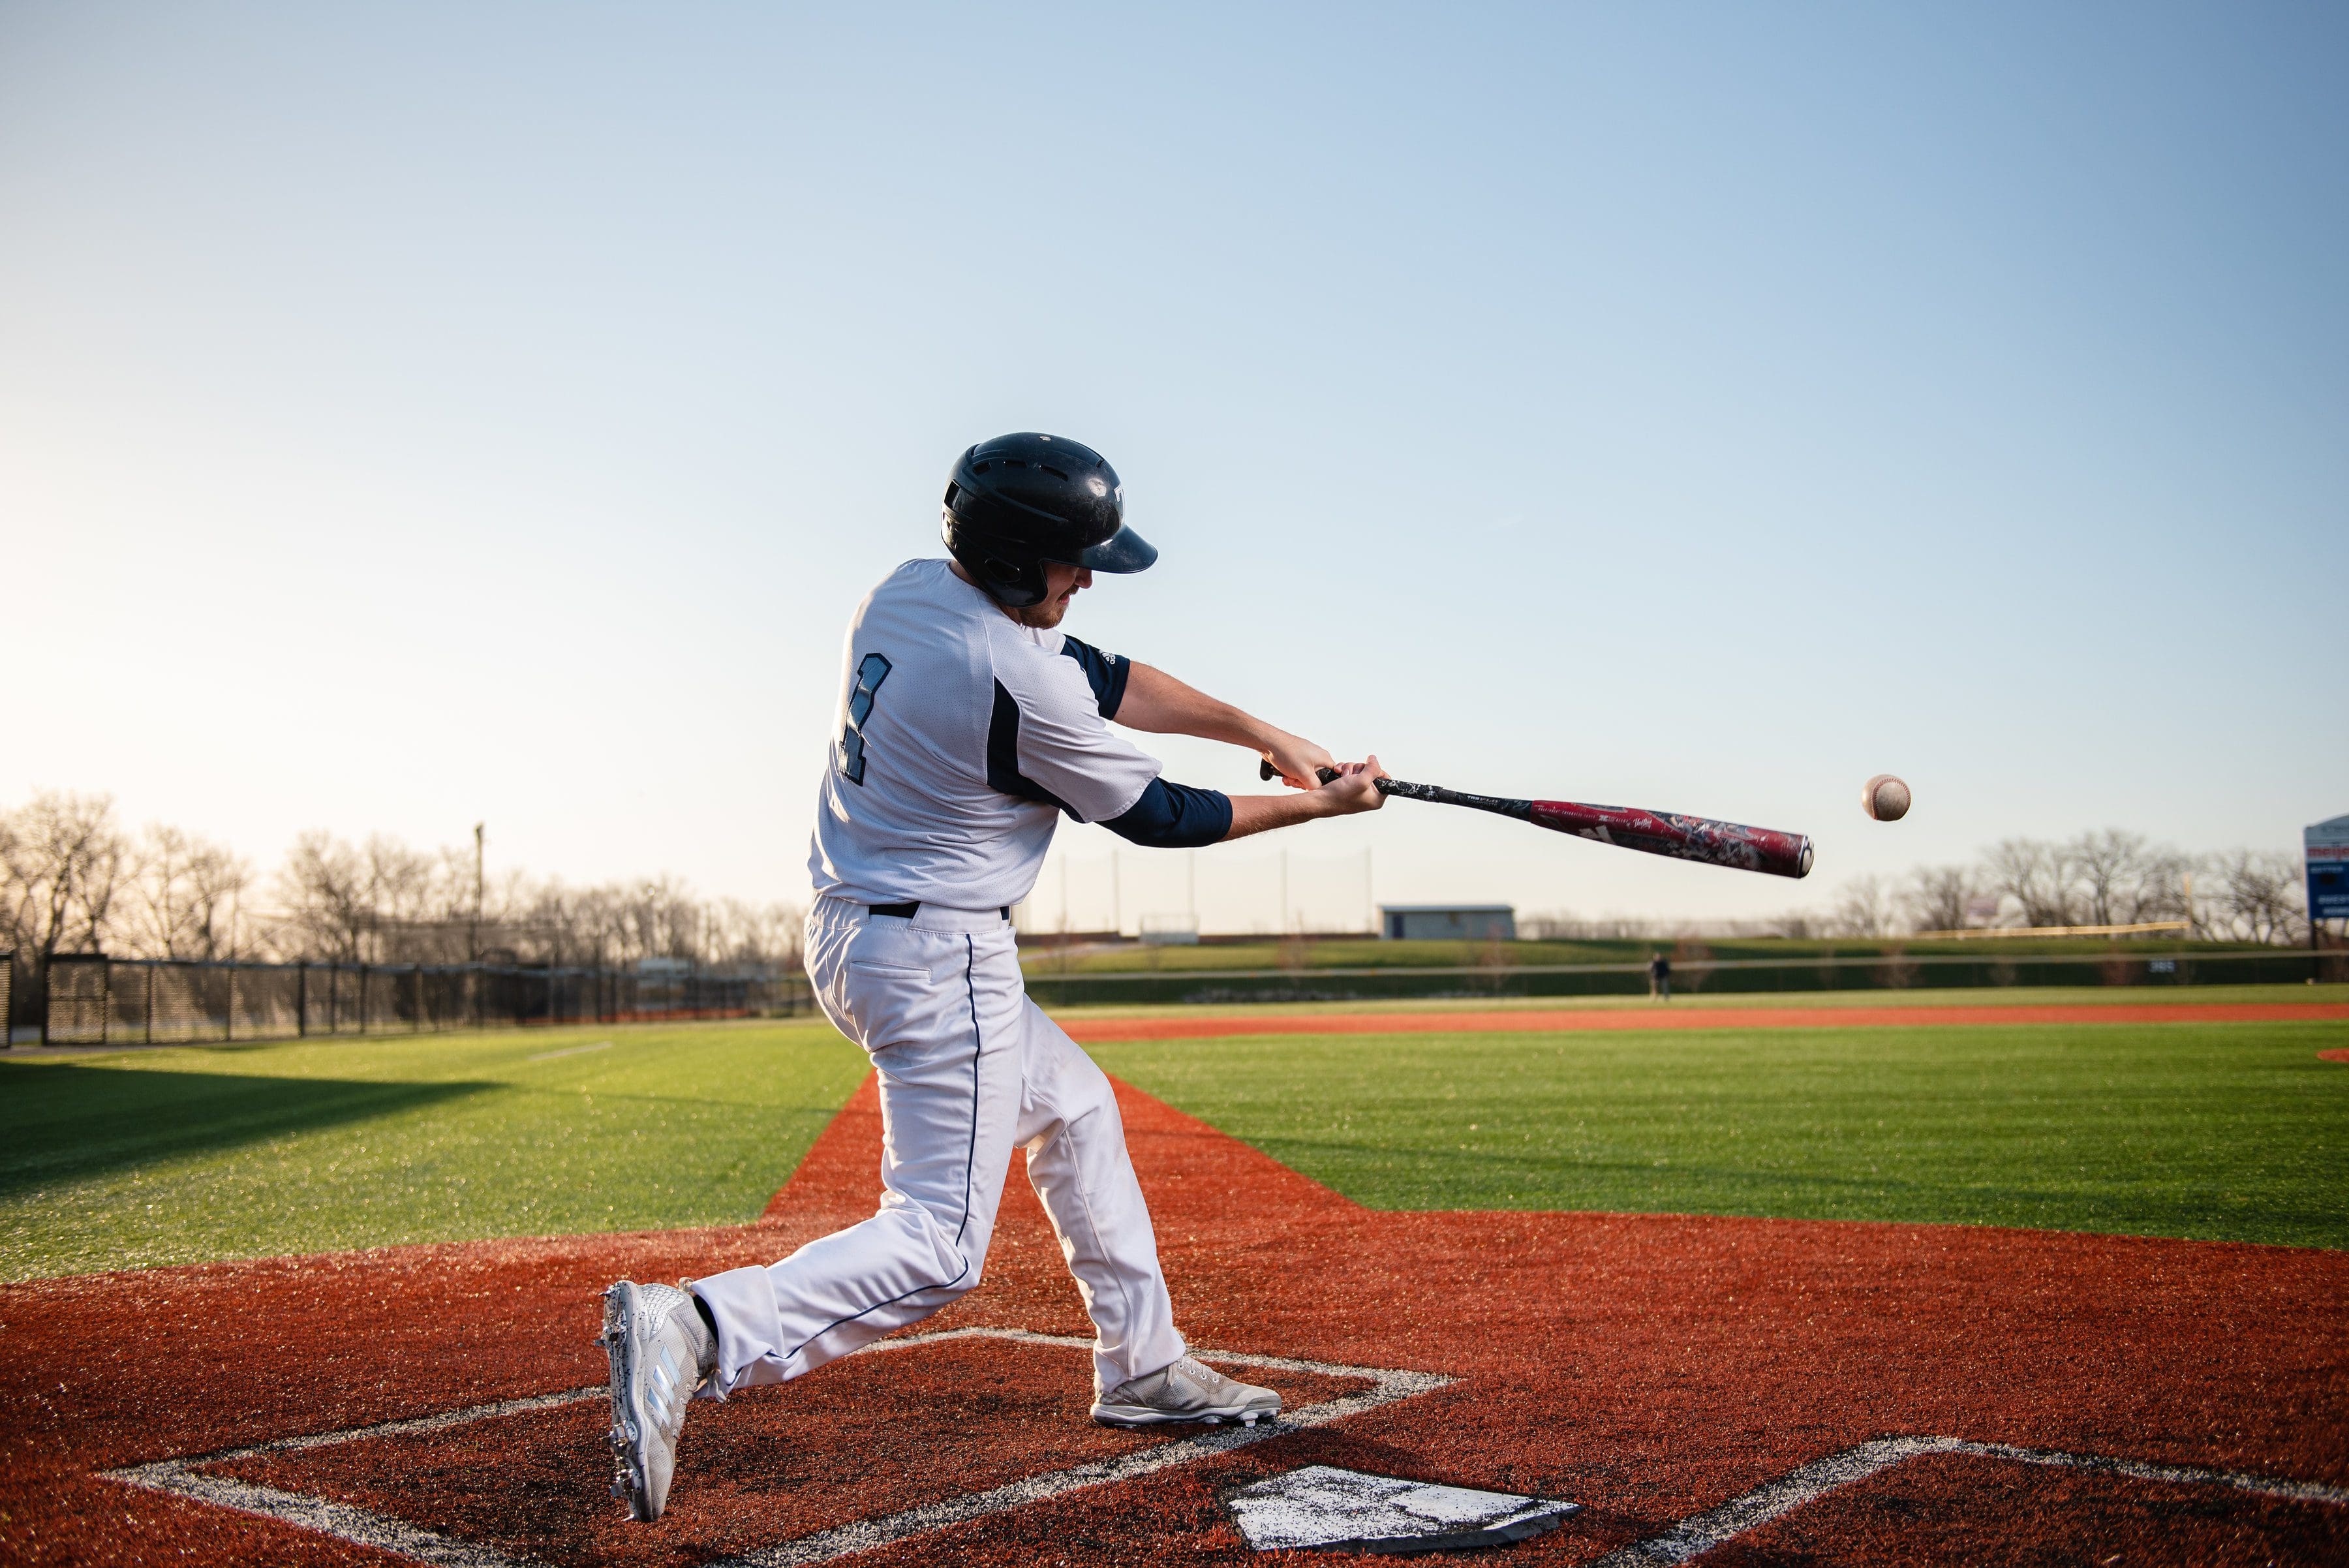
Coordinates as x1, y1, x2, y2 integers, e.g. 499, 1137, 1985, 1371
2307, 816, 2349, 923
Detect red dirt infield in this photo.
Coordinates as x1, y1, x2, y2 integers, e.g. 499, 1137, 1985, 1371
3, 1076, 2344, 1565
1059, 998, 2349, 1043
2321, 1048, 2349, 1064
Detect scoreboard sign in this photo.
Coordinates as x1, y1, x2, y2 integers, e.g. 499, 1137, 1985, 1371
2309, 816, 2349, 923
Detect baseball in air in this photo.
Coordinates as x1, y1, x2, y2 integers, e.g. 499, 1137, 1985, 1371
1862, 774, 1912, 822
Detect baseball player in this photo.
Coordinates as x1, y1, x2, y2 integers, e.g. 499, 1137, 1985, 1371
601, 432, 1386, 1522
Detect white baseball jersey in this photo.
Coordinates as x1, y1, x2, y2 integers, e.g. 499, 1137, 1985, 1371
808, 558, 1163, 910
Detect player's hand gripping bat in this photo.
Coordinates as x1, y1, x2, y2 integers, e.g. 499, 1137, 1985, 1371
1259, 760, 1813, 880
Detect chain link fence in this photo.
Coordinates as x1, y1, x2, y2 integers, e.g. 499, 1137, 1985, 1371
23, 953, 810, 1048
1020, 945, 2349, 1006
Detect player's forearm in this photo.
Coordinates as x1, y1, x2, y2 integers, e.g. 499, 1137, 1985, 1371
1117, 662, 1287, 753
1220, 791, 1340, 842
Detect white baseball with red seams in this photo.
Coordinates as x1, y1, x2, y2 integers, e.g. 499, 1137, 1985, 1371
1862, 774, 1912, 822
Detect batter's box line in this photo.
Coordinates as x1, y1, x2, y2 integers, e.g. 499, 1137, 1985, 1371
1590, 1433, 2349, 1567
99, 1325, 1453, 1568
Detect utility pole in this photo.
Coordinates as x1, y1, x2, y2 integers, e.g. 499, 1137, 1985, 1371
471, 823, 485, 962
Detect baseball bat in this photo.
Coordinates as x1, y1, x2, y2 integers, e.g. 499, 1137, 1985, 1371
1257, 760, 1813, 880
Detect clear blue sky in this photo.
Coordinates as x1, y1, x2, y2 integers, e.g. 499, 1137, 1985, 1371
3, 3, 2341, 930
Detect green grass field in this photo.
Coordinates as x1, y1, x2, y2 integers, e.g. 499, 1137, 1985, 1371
1088, 1015, 2349, 1250
0, 1022, 865, 1282
3, 990, 2343, 1282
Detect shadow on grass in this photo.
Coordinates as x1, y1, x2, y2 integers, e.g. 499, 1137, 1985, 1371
0, 1063, 496, 1195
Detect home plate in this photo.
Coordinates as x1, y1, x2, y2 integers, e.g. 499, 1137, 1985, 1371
1225, 1465, 1578, 1554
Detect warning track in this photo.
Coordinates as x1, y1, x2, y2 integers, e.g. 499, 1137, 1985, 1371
4, 1075, 2344, 1565
1059, 999, 2349, 1043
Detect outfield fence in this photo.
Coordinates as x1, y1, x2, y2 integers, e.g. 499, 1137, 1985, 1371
1019, 945, 2349, 1007
22, 953, 812, 1048
15, 945, 2339, 1043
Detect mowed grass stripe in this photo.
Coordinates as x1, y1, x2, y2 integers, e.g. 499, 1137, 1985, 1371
5, 1000, 2344, 1283
0, 1020, 867, 1282
1089, 1017, 2349, 1250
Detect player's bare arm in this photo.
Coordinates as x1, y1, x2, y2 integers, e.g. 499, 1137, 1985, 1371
1107, 662, 1383, 838
1221, 758, 1387, 841
953, 563, 1340, 795
949, 554, 1374, 842
1115, 661, 1338, 790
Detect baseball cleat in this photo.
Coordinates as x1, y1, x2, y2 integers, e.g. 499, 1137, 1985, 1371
1090, 1356, 1282, 1428
600, 1280, 715, 1522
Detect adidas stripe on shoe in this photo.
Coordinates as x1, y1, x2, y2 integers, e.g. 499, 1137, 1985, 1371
600, 1280, 715, 1522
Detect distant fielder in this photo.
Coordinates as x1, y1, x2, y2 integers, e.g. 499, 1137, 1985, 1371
600, 432, 1386, 1521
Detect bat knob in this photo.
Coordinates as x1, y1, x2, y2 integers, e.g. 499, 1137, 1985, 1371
1260, 759, 1341, 785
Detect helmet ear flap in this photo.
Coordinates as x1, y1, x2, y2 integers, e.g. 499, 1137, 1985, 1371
981, 555, 1048, 608
941, 512, 1049, 608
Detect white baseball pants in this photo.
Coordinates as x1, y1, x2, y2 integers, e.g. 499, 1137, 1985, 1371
691, 896, 1188, 1398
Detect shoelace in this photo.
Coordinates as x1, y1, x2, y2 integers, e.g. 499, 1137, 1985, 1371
1172, 1357, 1229, 1392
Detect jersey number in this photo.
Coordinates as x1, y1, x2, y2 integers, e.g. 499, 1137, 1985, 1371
838, 653, 892, 785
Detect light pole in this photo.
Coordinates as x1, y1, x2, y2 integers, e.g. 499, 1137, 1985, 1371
470, 823, 485, 962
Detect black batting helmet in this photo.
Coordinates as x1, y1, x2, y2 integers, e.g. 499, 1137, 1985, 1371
940, 433, 1157, 608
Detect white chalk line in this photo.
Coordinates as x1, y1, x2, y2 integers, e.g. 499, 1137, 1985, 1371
525, 1039, 613, 1062
106, 1329, 2348, 1568
100, 1325, 1448, 1568
1589, 1434, 2349, 1567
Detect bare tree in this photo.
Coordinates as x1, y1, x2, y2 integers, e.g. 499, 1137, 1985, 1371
2201, 851, 2305, 944
625, 876, 711, 961
279, 831, 484, 961
1900, 865, 1976, 933
2060, 829, 2187, 927
275, 832, 367, 961
1827, 874, 1894, 937
128, 825, 250, 959
1982, 838, 2080, 927
2068, 829, 2145, 927
708, 898, 805, 970
0, 795, 782, 983
2117, 844, 2191, 927
364, 836, 437, 932
0, 792, 130, 957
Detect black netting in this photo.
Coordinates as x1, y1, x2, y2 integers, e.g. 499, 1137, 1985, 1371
33, 958, 808, 1045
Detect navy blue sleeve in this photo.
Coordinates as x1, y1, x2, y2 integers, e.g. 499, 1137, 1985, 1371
1057, 636, 1130, 720
1101, 778, 1232, 848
